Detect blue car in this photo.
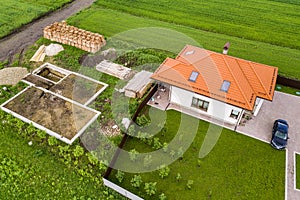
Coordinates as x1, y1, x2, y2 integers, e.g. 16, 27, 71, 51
271, 119, 289, 150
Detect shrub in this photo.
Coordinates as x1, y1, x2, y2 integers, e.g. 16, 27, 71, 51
115, 170, 124, 183
159, 193, 167, 200
127, 125, 136, 137
136, 114, 150, 127
153, 137, 162, 150
158, 165, 170, 178
129, 149, 138, 162
146, 137, 153, 146
162, 142, 168, 153
130, 175, 143, 188
177, 147, 184, 158
48, 136, 58, 146
143, 155, 152, 168
176, 173, 182, 182
87, 152, 99, 165
73, 145, 84, 158
169, 150, 176, 158
144, 182, 157, 196
197, 159, 202, 167
186, 180, 194, 189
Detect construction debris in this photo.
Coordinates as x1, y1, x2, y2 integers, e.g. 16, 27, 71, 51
44, 21, 106, 53
30, 45, 46, 62
96, 60, 132, 80
124, 70, 153, 98
80, 48, 117, 67
45, 44, 64, 56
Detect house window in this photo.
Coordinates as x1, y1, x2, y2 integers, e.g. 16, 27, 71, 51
191, 97, 209, 111
230, 109, 240, 119
189, 71, 199, 82
220, 80, 231, 92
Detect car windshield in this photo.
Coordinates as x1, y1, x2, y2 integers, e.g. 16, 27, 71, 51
275, 130, 287, 140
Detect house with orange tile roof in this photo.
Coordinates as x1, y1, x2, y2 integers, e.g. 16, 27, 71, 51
151, 45, 278, 125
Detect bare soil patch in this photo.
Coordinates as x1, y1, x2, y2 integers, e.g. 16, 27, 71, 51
23, 74, 54, 89
3, 87, 96, 140
49, 74, 104, 104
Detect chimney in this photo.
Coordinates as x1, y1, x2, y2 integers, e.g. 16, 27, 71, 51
223, 42, 230, 55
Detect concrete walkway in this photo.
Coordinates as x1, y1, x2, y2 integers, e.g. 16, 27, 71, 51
237, 91, 300, 200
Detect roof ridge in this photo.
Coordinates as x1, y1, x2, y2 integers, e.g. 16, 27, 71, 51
247, 61, 271, 99
220, 54, 253, 110
178, 47, 213, 65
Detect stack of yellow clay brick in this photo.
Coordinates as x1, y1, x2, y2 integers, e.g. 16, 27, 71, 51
43, 21, 106, 53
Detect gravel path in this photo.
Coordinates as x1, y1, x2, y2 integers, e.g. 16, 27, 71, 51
0, 0, 95, 61
0, 67, 28, 85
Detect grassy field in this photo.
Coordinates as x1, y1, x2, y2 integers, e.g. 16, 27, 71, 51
108, 109, 286, 200
96, 0, 300, 50
67, 6, 300, 79
0, 0, 72, 38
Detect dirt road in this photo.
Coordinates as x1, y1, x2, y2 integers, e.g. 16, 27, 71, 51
0, 0, 95, 62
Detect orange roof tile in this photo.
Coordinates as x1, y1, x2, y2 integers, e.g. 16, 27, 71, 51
151, 45, 278, 110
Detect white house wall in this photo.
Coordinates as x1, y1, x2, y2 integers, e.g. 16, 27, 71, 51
253, 98, 264, 116
170, 86, 242, 125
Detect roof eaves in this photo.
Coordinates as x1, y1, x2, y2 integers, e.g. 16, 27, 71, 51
247, 61, 272, 99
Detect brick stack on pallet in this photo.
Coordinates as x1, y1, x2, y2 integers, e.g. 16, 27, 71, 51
43, 21, 106, 53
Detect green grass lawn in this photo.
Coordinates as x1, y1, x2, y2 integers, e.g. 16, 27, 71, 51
95, 0, 300, 50
296, 153, 300, 189
275, 84, 300, 96
67, 6, 300, 79
108, 109, 286, 200
0, 0, 72, 38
